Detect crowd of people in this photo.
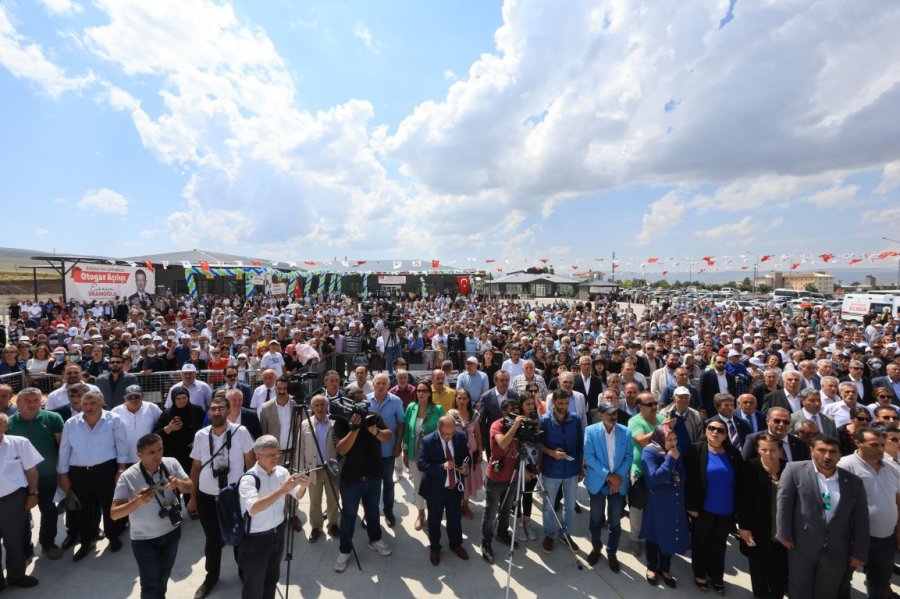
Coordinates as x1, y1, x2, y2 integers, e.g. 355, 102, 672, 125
0, 290, 899, 599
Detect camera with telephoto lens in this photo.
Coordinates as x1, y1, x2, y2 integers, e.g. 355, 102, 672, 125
502, 415, 544, 444
159, 502, 183, 527
287, 371, 319, 401
329, 396, 373, 426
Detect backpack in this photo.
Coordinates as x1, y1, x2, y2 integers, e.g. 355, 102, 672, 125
216, 472, 260, 546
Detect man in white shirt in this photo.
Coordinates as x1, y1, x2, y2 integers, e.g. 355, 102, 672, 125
821, 382, 861, 428
259, 377, 303, 532
0, 413, 42, 589
164, 364, 212, 410
501, 345, 526, 380
238, 435, 309, 599
819, 376, 841, 406
546, 372, 588, 430
45, 364, 100, 411
259, 341, 286, 378
250, 369, 278, 415
111, 385, 162, 464
188, 397, 255, 599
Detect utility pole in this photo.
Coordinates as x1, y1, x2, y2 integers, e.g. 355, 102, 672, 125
883, 237, 900, 288
611, 251, 616, 283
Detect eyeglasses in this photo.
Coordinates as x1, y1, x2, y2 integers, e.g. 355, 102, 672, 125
707, 426, 726, 434
639, 402, 658, 409
109, 361, 123, 365
855, 416, 872, 422
258, 451, 282, 459
770, 418, 790, 425
416, 389, 430, 394
226, 374, 237, 379
208, 406, 227, 413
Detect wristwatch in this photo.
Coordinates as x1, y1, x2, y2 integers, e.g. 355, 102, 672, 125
28, 491, 38, 496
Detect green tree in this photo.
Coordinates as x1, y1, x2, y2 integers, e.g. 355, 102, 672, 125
757, 284, 772, 294
804, 283, 818, 293
739, 277, 753, 291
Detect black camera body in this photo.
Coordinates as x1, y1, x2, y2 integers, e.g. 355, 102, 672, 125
503, 415, 545, 444
159, 503, 183, 527
329, 396, 371, 424
287, 371, 319, 400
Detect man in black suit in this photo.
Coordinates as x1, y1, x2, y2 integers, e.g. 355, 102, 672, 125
776, 437, 869, 599
700, 355, 736, 416
751, 369, 780, 410
573, 356, 603, 413
417, 416, 470, 565
706, 392, 751, 451
479, 371, 519, 458
95, 356, 139, 409
127, 268, 155, 307
742, 407, 810, 462
762, 370, 803, 414
840, 360, 874, 403
222, 388, 262, 440
872, 363, 900, 404
214, 366, 253, 408
736, 393, 766, 435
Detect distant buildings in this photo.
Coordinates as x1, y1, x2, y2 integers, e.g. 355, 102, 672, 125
761, 271, 835, 293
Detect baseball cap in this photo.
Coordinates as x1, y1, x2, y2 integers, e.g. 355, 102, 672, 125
674, 386, 691, 396
181, 364, 198, 372
124, 385, 142, 398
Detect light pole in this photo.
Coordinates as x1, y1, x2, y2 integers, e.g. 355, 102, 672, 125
883, 237, 900, 288
746, 251, 759, 296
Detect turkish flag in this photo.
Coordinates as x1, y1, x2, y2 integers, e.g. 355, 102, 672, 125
199, 261, 210, 271
144, 260, 154, 271
457, 276, 471, 295
251, 260, 262, 266
432, 260, 440, 269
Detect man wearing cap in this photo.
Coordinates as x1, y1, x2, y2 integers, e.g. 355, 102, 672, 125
45, 364, 100, 411
455, 356, 488, 407
112, 386, 162, 464
660, 386, 704, 453
167, 334, 193, 369
583, 402, 633, 572
95, 353, 139, 410
164, 364, 213, 410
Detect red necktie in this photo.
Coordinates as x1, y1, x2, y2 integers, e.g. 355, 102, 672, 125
445, 441, 456, 488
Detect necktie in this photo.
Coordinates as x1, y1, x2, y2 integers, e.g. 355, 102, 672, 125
445, 441, 456, 489
728, 420, 741, 449
779, 441, 787, 461
265, 388, 271, 403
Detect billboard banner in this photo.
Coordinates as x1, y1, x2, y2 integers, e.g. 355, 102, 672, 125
66, 264, 156, 303
377, 275, 406, 284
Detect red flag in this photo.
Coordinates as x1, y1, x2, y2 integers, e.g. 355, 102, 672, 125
251, 260, 262, 267
849, 258, 862, 266
304, 260, 316, 266
497, 267, 503, 272
432, 260, 440, 269
740, 266, 749, 270
357, 260, 367, 265
485, 259, 495, 263
199, 261, 210, 271
760, 254, 774, 262
791, 263, 800, 270
456, 276, 472, 295
571, 265, 578, 269
819, 253, 835, 263
698, 269, 706, 274
661, 271, 668, 276
647, 257, 659, 264
702, 256, 715, 266
539, 258, 549, 264
144, 260, 154, 271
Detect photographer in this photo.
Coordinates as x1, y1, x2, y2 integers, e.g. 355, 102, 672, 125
332, 397, 393, 572
112, 433, 193, 599
238, 435, 310, 599
480, 397, 528, 564
188, 396, 255, 598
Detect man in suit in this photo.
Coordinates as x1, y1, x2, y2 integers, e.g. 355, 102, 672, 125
742, 407, 811, 462
872, 363, 900, 403
222, 388, 261, 440
298, 394, 339, 541
479, 371, 519, 458
707, 392, 751, 451
94, 355, 138, 409
583, 402, 633, 572
736, 393, 766, 435
798, 360, 821, 391
790, 388, 836, 437
840, 360, 874, 403
776, 437, 869, 599
259, 378, 303, 532
751, 369, 781, 410
127, 268, 155, 307
417, 415, 470, 565
650, 350, 682, 401
635, 342, 661, 378
573, 356, 603, 413
700, 355, 737, 416
214, 366, 253, 408
763, 370, 803, 414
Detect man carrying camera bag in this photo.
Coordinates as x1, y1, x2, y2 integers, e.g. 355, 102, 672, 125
188, 396, 255, 598
112, 433, 193, 599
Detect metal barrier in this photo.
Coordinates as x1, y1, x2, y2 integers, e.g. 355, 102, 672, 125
0, 370, 27, 394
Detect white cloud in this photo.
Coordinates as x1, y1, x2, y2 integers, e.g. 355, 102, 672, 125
0, 6, 94, 97
138, 229, 155, 239
35, 228, 49, 236
636, 191, 685, 246
77, 188, 128, 214
353, 22, 378, 53
802, 185, 861, 209
875, 161, 900, 195
443, 69, 457, 81
696, 216, 754, 240
36, 0, 84, 16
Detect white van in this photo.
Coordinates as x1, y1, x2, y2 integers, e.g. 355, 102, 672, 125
840, 293, 900, 322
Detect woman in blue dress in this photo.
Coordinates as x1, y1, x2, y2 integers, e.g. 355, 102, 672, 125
640, 425, 690, 588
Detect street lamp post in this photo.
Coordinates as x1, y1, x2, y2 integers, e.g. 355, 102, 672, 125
883, 237, 900, 288
746, 251, 759, 296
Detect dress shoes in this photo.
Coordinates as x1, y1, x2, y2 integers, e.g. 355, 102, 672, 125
430, 550, 440, 566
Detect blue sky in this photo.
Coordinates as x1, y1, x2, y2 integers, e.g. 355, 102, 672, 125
1, 0, 900, 279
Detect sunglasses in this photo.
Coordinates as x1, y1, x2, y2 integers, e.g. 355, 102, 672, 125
770, 418, 791, 425
856, 416, 872, 422
639, 402, 658, 408
707, 426, 726, 434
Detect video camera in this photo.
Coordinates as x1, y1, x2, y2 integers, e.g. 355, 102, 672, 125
502, 415, 544, 444
329, 396, 376, 428
287, 371, 319, 401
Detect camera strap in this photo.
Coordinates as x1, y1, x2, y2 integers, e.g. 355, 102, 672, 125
201, 426, 235, 473
138, 461, 176, 511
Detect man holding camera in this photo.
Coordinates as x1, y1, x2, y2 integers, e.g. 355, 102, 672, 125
480, 397, 527, 564
333, 398, 393, 572
188, 396, 255, 599
238, 435, 310, 599
111, 433, 193, 599
539, 389, 584, 554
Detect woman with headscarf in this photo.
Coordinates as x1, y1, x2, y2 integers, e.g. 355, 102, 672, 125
640, 424, 690, 588
155, 386, 206, 481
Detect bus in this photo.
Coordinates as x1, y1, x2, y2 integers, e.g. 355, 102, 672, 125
772, 288, 801, 301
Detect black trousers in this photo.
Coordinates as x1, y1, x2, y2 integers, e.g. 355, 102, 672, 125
746, 539, 787, 599
238, 524, 284, 599
425, 487, 463, 552
69, 460, 124, 544
0, 488, 27, 582
196, 491, 238, 582
690, 511, 733, 584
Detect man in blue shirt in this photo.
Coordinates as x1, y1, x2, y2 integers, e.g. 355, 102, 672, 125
456, 356, 488, 405
539, 389, 583, 553
367, 373, 405, 528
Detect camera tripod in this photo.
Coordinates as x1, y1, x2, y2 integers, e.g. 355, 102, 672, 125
492, 446, 584, 599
